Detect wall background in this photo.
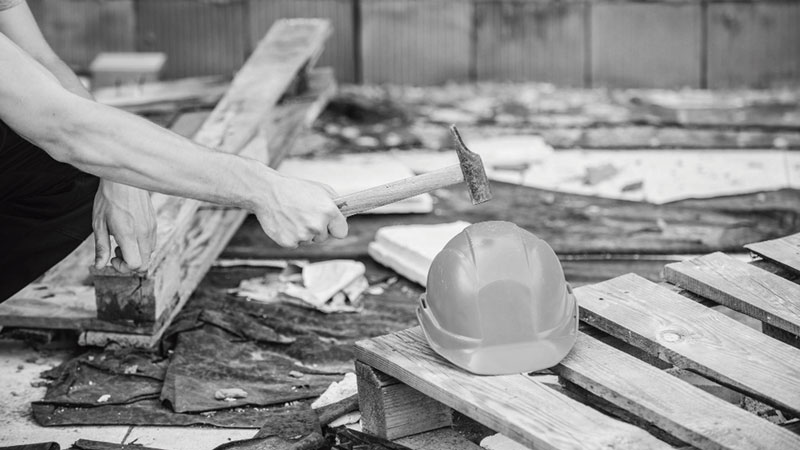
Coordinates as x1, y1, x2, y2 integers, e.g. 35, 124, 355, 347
25, 0, 800, 88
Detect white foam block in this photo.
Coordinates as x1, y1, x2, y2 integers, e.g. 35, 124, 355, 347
368, 221, 470, 286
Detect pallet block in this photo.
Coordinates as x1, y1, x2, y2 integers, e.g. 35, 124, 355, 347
355, 361, 452, 440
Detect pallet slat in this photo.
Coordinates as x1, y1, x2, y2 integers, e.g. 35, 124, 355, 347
664, 252, 800, 337
745, 233, 800, 276
355, 328, 671, 450
554, 333, 800, 450
576, 273, 800, 416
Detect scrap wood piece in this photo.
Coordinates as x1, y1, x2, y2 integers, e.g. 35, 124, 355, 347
664, 252, 800, 337
93, 76, 229, 112
79, 68, 336, 347
552, 332, 800, 450
367, 222, 470, 286
745, 232, 800, 276
72, 440, 165, 450
31, 398, 313, 429
576, 273, 800, 416
354, 328, 672, 450
89, 18, 333, 329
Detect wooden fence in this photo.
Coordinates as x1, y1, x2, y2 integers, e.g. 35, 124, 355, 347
26, 0, 800, 88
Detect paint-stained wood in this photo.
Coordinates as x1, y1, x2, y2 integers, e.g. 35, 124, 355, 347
745, 232, 800, 276
34, 0, 135, 71
554, 333, 800, 450
576, 274, 800, 416
707, 2, 800, 88
247, 0, 356, 83
361, 0, 472, 85
135, 0, 246, 79
355, 328, 672, 450
475, 1, 586, 86
355, 361, 452, 440
591, 2, 702, 88
664, 252, 800, 337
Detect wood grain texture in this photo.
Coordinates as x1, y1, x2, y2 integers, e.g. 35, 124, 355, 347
360, 0, 472, 85
707, 2, 800, 88
247, 0, 356, 83
591, 2, 702, 88
745, 233, 800, 276
355, 361, 452, 440
354, 327, 671, 450
91, 19, 331, 326
475, 1, 586, 86
664, 252, 800, 337
576, 273, 800, 416
554, 332, 800, 450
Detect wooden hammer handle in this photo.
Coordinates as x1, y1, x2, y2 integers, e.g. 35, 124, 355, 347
335, 164, 464, 217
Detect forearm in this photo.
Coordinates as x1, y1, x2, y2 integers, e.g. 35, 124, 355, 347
36, 54, 92, 100
45, 95, 272, 210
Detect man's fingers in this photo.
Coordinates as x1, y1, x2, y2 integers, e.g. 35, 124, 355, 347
93, 220, 111, 269
328, 213, 348, 239
115, 236, 143, 273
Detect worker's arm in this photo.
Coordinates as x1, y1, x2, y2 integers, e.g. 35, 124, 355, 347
0, 33, 347, 256
0, 1, 162, 273
0, 0, 91, 100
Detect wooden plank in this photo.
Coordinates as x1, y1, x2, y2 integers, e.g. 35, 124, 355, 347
91, 19, 332, 327
135, 0, 247, 79
247, 0, 356, 83
576, 273, 800, 416
361, 0, 472, 85
591, 2, 702, 88
80, 68, 336, 347
745, 232, 800, 276
707, 2, 800, 88
355, 361, 452, 440
664, 252, 800, 337
475, 1, 586, 86
553, 332, 800, 450
355, 328, 672, 450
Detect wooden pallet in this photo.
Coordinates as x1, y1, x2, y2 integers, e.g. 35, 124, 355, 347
354, 232, 800, 450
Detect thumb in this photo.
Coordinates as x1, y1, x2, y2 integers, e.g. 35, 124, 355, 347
94, 219, 111, 269
328, 212, 348, 239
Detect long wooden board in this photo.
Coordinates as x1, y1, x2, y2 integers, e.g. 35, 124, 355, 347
554, 333, 800, 450
745, 232, 800, 276
355, 328, 671, 450
576, 273, 800, 416
90, 19, 331, 327
664, 252, 800, 337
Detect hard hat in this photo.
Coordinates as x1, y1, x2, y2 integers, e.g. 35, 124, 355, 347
417, 221, 578, 375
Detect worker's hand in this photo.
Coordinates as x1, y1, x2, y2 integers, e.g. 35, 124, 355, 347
92, 180, 157, 273
253, 175, 348, 248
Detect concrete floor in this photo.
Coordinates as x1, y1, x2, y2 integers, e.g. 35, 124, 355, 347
0, 339, 254, 449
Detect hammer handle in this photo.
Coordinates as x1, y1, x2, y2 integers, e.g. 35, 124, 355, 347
335, 164, 464, 217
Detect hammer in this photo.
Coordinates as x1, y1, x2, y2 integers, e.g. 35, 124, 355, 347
334, 125, 492, 216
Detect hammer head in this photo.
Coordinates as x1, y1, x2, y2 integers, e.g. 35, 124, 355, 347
450, 125, 492, 205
